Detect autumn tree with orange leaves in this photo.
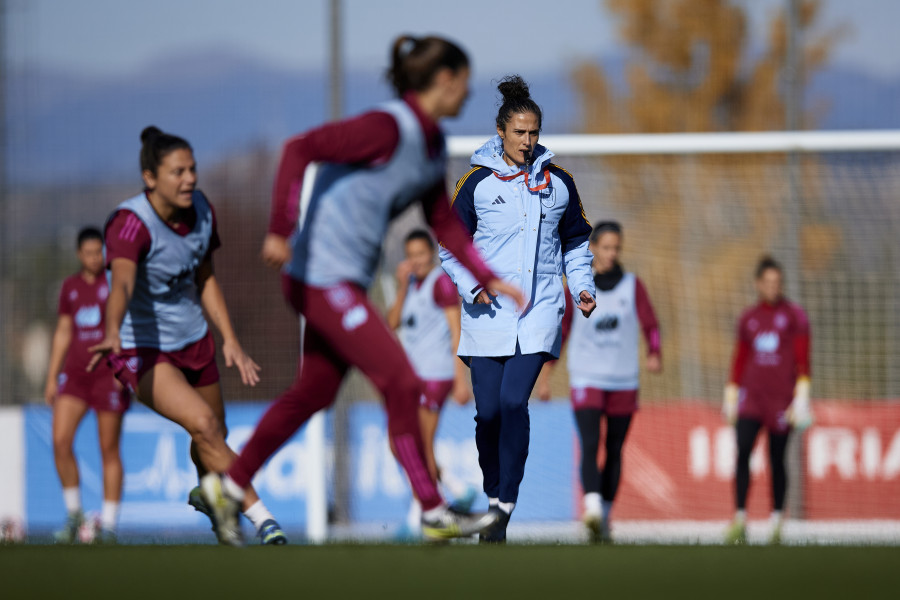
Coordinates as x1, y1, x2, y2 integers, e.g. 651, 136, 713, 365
550, 1, 852, 402
574, 0, 842, 134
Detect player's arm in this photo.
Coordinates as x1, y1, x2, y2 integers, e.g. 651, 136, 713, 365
427, 179, 527, 309
386, 261, 413, 331
90, 210, 145, 369
432, 273, 469, 404
44, 313, 73, 404
435, 170, 485, 304
722, 319, 751, 424
554, 166, 595, 317
443, 304, 471, 405
196, 256, 260, 387
263, 112, 401, 269
88, 257, 136, 371
635, 277, 662, 373
535, 365, 553, 402
536, 290, 573, 402
788, 308, 813, 429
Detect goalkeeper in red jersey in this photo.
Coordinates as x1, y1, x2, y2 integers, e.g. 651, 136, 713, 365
722, 256, 812, 544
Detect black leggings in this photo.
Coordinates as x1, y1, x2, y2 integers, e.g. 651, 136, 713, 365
735, 418, 790, 511
574, 409, 632, 501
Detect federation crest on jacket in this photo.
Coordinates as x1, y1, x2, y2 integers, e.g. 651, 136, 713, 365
440, 135, 594, 359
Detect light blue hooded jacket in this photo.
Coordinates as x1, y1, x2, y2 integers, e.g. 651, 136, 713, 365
440, 135, 594, 358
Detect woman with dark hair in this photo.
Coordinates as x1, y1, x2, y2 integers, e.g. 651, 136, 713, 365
45, 227, 131, 543
440, 75, 596, 543
723, 255, 812, 545
89, 126, 286, 546
549, 221, 661, 543
205, 36, 526, 545
386, 229, 476, 534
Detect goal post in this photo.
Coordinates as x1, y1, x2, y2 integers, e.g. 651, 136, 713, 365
448, 130, 900, 156
440, 130, 900, 533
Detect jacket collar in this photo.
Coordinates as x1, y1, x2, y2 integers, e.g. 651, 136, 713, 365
470, 135, 554, 185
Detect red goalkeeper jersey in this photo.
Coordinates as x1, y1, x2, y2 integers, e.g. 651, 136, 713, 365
730, 298, 810, 403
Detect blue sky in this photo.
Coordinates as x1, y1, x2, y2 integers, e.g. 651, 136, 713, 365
7, 0, 900, 81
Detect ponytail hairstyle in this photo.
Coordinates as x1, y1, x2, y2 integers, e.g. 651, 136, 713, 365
139, 126, 192, 176
387, 35, 469, 96
755, 255, 783, 279
589, 220, 623, 244
495, 75, 543, 131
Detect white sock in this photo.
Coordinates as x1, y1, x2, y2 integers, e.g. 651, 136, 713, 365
735, 509, 747, 525
243, 499, 274, 530
62, 487, 81, 515
498, 501, 515, 515
406, 499, 422, 530
601, 499, 613, 521
488, 497, 499, 508
422, 503, 448, 521
222, 474, 245, 502
770, 510, 783, 527
101, 501, 119, 532
583, 492, 601, 516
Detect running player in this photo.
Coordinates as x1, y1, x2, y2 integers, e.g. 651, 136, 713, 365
722, 255, 812, 545
386, 229, 477, 532
44, 227, 131, 543
88, 126, 286, 545
204, 35, 526, 545
440, 75, 596, 543
546, 221, 661, 543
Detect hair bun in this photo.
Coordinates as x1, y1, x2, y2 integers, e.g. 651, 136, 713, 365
140, 126, 163, 144
497, 75, 531, 102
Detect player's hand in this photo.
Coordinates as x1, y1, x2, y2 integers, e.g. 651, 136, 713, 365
536, 378, 552, 402
787, 378, 813, 431
87, 334, 121, 372
261, 234, 291, 270
577, 290, 596, 318
395, 260, 413, 288
646, 354, 662, 373
451, 377, 470, 405
44, 379, 58, 405
475, 279, 528, 311
473, 289, 492, 305
222, 338, 261, 387
722, 383, 739, 425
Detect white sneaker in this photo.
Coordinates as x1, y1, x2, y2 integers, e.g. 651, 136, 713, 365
200, 474, 244, 547
583, 512, 611, 544
421, 506, 499, 541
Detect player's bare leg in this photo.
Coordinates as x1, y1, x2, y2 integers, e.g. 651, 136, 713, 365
190, 383, 286, 545
136, 363, 242, 546
96, 409, 124, 542
393, 407, 442, 537
415, 405, 477, 515
419, 407, 440, 483
52, 396, 89, 543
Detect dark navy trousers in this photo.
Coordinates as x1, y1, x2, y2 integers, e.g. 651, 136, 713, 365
469, 344, 547, 503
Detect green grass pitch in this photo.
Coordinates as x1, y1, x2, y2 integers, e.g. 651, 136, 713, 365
2, 544, 898, 599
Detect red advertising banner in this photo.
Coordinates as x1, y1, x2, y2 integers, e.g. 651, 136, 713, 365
593, 401, 900, 520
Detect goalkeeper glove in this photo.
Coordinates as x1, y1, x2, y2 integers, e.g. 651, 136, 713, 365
787, 377, 813, 431
722, 383, 739, 425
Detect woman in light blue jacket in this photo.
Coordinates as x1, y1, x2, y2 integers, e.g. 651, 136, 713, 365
440, 75, 596, 542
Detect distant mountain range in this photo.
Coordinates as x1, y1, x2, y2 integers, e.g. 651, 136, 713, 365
6, 47, 900, 185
